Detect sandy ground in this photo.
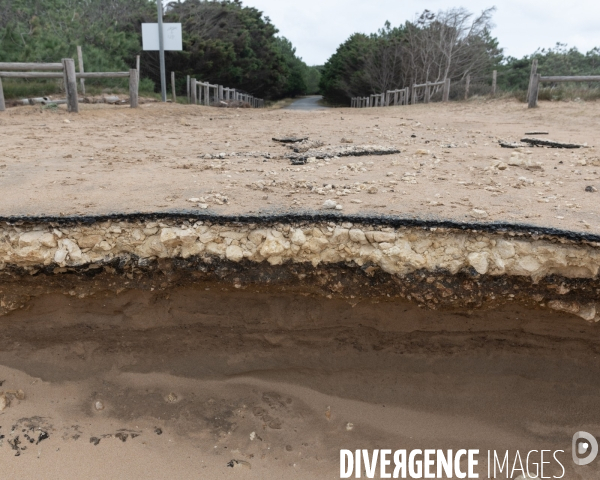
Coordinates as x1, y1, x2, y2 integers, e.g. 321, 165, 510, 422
0, 99, 599, 234
0, 289, 599, 479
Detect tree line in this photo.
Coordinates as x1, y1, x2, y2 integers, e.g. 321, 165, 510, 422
0, 0, 320, 99
319, 7, 600, 104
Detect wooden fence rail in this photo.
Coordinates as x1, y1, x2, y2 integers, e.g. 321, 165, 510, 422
528, 71, 600, 108
0, 62, 63, 71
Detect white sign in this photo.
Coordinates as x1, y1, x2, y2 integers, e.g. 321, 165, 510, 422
142, 23, 182, 51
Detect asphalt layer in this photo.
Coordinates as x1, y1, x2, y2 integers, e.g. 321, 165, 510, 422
282, 96, 329, 111
2, 211, 600, 243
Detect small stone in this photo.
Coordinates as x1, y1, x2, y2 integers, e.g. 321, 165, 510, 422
290, 229, 306, 245
585, 186, 597, 192
187, 197, 200, 202
496, 161, 507, 170
367, 186, 378, 194
249, 431, 256, 441
323, 199, 337, 209
63, 119, 70, 124
335, 204, 343, 210
154, 427, 163, 435
325, 406, 331, 420
165, 392, 178, 403
340, 137, 353, 143
350, 199, 363, 203
94, 400, 105, 411
415, 149, 429, 155
227, 459, 251, 470
346, 422, 354, 431
285, 445, 293, 451
225, 245, 244, 262
471, 208, 488, 218
198, 203, 208, 209
0, 393, 7, 411
468, 252, 489, 275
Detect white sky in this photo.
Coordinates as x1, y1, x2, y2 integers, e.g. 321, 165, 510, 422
244, 0, 600, 65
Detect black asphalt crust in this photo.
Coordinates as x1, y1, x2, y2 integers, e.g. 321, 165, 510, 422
0, 211, 599, 243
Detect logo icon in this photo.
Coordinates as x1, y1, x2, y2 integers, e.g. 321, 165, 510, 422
572, 431, 598, 466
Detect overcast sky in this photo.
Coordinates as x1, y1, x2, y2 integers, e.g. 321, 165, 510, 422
244, 0, 600, 65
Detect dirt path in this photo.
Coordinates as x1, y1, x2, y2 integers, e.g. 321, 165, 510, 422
0, 99, 598, 235
282, 95, 329, 110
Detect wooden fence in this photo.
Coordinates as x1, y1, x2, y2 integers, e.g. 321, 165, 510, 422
527, 68, 600, 108
352, 78, 451, 108
0, 58, 138, 112
350, 71, 504, 108
186, 75, 264, 108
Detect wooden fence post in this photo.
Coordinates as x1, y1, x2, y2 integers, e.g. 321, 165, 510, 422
136, 55, 140, 82
0, 77, 5, 112
76, 46, 85, 95
526, 59, 538, 104
491, 70, 497, 96
171, 71, 176, 102
129, 69, 139, 108
442, 78, 450, 102
411, 84, 417, 104
424, 82, 430, 103
186, 75, 190, 103
204, 83, 209, 106
405, 87, 409, 105
191, 78, 197, 104
528, 73, 540, 108
62, 58, 79, 113
218, 85, 223, 101
464, 74, 470, 100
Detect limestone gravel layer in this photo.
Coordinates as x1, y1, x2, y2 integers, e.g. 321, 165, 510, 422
1, 216, 599, 321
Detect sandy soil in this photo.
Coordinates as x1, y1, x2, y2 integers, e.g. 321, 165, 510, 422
0, 289, 599, 479
0, 100, 599, 234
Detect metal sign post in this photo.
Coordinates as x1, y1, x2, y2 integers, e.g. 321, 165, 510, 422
142, 19, 181, 102
157, 0, 166, 102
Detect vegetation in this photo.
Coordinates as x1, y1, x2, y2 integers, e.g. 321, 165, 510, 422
0, 0, 315, 100
320, 8, 600, 104
497, 43, 600, 90
320, 8, 501, 104
3, 1, 597, 104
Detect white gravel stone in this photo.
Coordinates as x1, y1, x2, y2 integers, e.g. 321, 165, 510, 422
225, 245, 244, 262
